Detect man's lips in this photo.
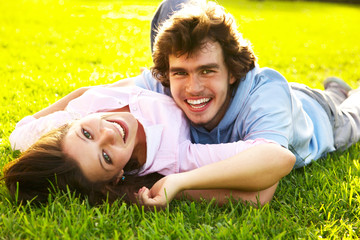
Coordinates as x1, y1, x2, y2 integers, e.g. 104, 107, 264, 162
185, 97, 211, 110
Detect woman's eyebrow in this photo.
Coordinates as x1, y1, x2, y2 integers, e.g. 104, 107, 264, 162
76, 131, 87, 143
98, 154, 111, 172
75, 130, 110, 172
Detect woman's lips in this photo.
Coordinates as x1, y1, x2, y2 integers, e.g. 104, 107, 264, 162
108, 120, 127, 143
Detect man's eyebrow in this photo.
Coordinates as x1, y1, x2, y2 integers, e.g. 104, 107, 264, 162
169, 67, 186, 72
169, 63, 220, 72
197, 63, 220, 70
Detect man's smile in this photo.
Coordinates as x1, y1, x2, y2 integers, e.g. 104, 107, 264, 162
186, 97, 212, 110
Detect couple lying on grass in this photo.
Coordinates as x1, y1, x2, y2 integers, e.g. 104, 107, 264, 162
3, 0, 360, 208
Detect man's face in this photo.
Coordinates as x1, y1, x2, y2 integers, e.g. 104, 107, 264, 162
168, 40, 236, 131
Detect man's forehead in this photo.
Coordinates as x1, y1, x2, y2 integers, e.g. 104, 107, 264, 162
170, 44, 223, 65
172, 39, 221, 58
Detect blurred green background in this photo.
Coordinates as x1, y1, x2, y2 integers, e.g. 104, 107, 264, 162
1, 0, 360, 238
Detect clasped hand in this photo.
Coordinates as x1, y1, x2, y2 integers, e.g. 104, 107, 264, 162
136, 174, 182, 208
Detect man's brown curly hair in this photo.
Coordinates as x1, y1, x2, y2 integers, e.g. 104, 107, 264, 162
151, 1, 257, 88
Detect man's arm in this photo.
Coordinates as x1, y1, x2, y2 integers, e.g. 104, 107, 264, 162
179, 183, 279, 206
137, 143, 295, 207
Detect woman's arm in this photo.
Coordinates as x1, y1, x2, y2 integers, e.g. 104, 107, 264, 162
10, 87, 92, 151
34, 74, 142, 119
137, 143, 295, 207
107, 76, 136, 88
33, 87, 90, 119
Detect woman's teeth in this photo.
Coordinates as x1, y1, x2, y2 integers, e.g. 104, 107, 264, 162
112, 121, 125, 141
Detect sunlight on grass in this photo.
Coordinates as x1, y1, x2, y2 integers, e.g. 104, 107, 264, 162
1, 0, 360, 238
225, 1, 360, 89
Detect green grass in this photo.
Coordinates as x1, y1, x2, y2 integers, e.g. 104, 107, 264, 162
1, 0, 360, 238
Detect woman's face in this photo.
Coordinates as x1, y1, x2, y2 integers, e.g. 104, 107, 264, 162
62, 112, 146, 183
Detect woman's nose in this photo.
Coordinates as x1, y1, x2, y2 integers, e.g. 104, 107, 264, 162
100, 127, 116, 145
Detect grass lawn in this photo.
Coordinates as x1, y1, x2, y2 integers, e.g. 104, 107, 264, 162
1, 0, 360, 238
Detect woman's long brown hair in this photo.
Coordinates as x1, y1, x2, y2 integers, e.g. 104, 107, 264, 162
2, 124, 163, 205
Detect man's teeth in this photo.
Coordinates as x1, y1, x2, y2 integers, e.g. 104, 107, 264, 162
187, 98, 210, 105
186, 98, 210, 108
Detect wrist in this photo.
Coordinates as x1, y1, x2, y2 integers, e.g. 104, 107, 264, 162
171, 172, 192, 192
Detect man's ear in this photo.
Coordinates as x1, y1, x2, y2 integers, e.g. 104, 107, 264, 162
113, 170, 124, 185
229, 74, 236, 85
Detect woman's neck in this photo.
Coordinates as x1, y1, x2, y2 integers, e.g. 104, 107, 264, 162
107, 105, 130, 113
132, 120, 147, 167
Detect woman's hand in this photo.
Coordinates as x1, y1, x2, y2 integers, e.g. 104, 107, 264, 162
137, 143, 295, 208
137, 174, 183, 208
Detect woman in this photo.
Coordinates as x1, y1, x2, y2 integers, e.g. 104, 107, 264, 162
3, 85, 295, 207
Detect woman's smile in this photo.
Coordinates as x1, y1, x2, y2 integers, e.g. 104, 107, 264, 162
107, 120, 127, 143
62, 112, 146, 182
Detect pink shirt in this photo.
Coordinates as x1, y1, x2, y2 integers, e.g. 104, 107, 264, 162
10, 87, 274, 176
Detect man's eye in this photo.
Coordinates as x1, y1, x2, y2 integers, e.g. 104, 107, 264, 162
82, 128, 92, 139
102, 151, 112, 164
202, 69, 213, 74
173, 72, 187, 76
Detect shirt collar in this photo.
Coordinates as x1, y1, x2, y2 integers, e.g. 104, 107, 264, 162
137, 124, 164, 175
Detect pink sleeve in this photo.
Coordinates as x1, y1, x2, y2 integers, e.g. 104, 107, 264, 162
179, 139, 278, 172
9, 111, 76, 152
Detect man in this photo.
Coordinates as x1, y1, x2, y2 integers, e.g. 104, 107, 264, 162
114, 1, 360, 206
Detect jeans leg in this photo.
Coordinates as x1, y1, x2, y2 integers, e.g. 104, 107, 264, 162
323, 77, 352, 106
334, 88, 360, 150
151, 0, 191, 52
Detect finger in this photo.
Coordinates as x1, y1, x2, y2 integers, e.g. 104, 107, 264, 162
140, 187, 152, 205
134, 192, 139, 201
136, 187, 147, 205
141, 188, 165, 208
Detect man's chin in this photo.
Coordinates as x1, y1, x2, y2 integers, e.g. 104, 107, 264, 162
184, 109, 217, 130
189, 118, 211, 128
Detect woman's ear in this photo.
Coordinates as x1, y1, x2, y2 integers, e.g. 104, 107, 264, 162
113, 170, 124, 185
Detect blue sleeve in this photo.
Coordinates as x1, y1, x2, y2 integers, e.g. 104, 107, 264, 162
239, 68, 294, 148
134, 69, 171, 96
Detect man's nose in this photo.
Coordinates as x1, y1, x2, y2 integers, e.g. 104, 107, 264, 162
185, 74, 203, 94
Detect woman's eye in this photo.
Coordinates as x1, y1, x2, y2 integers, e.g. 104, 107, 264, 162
102, 151, 112, 164
82, 128, 92, 139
